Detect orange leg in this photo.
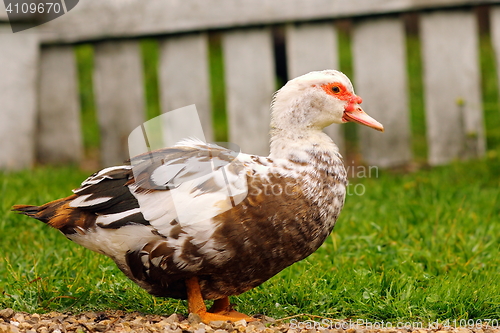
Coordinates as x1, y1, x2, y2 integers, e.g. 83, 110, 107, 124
186, 277, 256, 323
208, 297, 232, 313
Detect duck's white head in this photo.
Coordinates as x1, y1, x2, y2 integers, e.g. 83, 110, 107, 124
271, 70, 384, 133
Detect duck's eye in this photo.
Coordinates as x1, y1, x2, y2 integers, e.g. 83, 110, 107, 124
331, 86, 341, 93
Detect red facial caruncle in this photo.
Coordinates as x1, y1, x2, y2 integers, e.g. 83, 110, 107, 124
320, 82, 356, 101
344, 95, 363, 112
319, 82, 384, 132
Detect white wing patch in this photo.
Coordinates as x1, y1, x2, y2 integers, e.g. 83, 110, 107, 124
67, 224, 158, 264
96, 208, 142, 226
69, 194, 113, 208
126, 142, 268, 268
129, 157, 248, 231
171, 164, 248, 224
130, 141, 250, 224
150, 164, 185, 188
130, 188, 177, 224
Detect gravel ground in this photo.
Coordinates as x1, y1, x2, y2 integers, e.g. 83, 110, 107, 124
1, 308, 499, 333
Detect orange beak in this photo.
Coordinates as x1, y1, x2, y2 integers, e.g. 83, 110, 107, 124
342, 97, 384, 132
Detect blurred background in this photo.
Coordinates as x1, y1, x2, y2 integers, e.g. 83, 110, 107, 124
1, 0, 500, 170
1, 1, 499, 318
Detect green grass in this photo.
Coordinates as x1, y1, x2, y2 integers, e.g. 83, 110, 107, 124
1, 149, 499, 322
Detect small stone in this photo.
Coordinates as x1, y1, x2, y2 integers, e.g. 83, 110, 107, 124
49, 323, 62, 333
9, 325, 20, 333
455, 329, 472, 333
234, 320, 247, 327
78, 315, 89, 322
149, 314, 164, 323
167, 328, 183, 333
209, 320, 224, 328
222, 322, 234, 330
0, 309, 14, 320
156, 319, 170, 326
165, 314, 180, 324
95, 323, 108, 332
12, 314, 24, 323
192, 323, 205, 330
188, 313, 202, 325
179, 323, 191, 330
245, 326, 257, 333
248, 321, 266, 330
132, 317, 145, 325
64, 324, 78, 331
86, 312, 98, 319
19, 322, 33, 330
277, 323, 289, 332
210, 321, 227, 329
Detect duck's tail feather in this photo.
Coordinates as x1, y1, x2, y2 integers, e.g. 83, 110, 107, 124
14, 200, 63, 223
12, 196, 79, 228
12, 204, 43, 218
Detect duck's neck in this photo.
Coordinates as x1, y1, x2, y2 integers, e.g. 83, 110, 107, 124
269, 128, 348, 227
269, 128, 342, 165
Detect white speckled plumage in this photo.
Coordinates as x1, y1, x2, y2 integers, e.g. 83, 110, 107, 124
13, 70, 383, 319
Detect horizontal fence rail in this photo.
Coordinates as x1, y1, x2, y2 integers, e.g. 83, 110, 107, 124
1, 0, 500, 169
3, 0, 499, 43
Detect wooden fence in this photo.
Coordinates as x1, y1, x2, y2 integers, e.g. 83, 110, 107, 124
1, 0, 500, 170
